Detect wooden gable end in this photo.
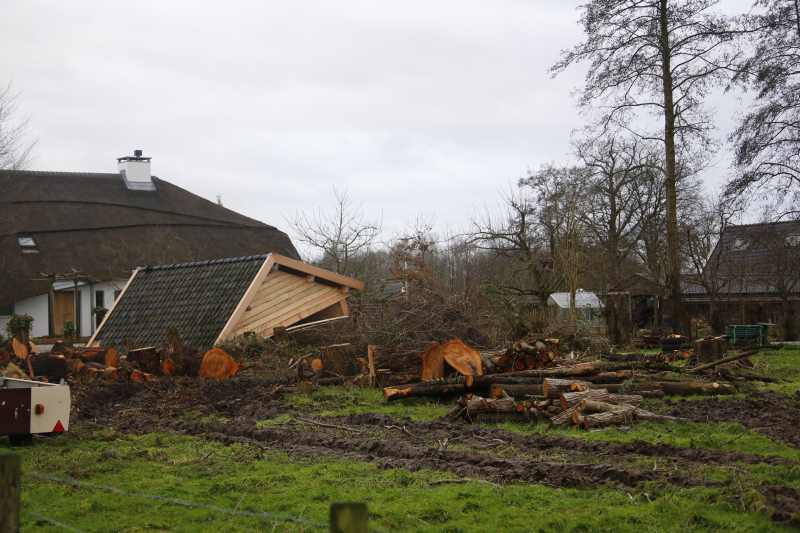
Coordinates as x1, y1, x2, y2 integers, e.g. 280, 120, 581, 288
231, 268, 349, 338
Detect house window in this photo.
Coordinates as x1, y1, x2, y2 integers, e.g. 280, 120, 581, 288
95, 290, 105, 308
0, 304, 12, 316
17, 236, 36, 248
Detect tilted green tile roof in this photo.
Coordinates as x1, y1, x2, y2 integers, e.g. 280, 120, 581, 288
96, 255, 269, 351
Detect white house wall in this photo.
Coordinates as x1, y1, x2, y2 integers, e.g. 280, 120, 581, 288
13, 293, 49, 338
10, 280, 127, 339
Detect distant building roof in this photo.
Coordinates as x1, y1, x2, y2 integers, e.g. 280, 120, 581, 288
0, 170, 299, 303
683, 220, 800, 301
547, 291, 603, 309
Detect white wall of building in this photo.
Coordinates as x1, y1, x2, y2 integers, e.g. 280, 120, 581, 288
10, 279, 128, 339
14, 293, 50, 338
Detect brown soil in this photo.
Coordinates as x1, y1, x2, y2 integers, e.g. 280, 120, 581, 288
650, 391, 800, 448
66, 375, 796, 500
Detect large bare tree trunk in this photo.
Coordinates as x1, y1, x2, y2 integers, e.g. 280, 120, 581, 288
660, 0, 689, 338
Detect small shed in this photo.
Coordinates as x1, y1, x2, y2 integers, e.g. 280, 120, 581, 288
87, 254, 363, 350
547, 291, 605, 326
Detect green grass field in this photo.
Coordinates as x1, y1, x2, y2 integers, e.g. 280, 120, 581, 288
5, 346, 800, 532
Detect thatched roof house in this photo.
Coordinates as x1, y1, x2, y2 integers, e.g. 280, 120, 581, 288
0, 151, 299, 338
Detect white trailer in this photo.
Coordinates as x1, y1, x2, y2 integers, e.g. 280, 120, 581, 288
0, 377, 70, 445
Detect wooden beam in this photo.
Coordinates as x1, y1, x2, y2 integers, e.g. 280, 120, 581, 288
215, 255, 276, 344
86, 269, 138, 347
271, 254, 364, 291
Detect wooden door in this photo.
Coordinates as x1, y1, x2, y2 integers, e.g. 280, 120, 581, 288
53, 291, 74, 335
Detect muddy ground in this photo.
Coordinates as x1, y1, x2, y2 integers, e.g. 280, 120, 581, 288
68, 375, 800, 525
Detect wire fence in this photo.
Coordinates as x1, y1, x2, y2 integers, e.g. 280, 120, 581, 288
23, 471, 388, 532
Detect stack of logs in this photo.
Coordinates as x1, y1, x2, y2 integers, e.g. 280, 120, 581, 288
448, 377, 688, 430
481, 339, 560, 373
1, 339, 242, 384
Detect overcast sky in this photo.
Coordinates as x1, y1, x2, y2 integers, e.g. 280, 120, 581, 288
0, 1, 754, 257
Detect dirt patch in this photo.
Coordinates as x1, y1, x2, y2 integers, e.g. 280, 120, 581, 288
337, 413, 793, 467
113, 416, 710, 490
651, 391, 800, 448
761, 485, 800, 526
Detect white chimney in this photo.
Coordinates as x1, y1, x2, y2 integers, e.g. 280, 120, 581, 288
117, 150, 155, 190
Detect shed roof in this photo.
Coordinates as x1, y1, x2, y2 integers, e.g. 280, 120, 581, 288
94, 255, 268, 350
547, 292, 603, 309
90, 254, 364, 351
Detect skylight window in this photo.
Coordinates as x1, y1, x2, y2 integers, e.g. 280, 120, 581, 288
17, 236, 36, 248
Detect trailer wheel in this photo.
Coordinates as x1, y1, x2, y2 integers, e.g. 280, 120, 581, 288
8, 433, 33, 446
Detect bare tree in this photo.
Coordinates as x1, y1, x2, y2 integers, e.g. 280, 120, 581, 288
0, 81, 38, 303
0, 81, 36, 171
684, 194, 738, 333
468, 184, 560, 309
727, 0, 800, 218
283, 186, 382, 279
551, 0, 743, 336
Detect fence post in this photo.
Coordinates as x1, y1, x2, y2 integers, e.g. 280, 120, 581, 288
0, 454, 21, 533
330, 502, 367, 533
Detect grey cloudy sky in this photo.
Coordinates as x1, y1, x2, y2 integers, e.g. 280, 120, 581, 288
1, 1, 753, 255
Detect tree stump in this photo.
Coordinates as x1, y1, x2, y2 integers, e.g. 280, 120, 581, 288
127, 347, 161, 375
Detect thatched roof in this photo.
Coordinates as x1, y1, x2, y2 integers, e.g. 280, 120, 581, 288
0, 170, 299, 303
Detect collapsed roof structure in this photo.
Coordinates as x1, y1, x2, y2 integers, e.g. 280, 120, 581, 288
88, 254, 364, 350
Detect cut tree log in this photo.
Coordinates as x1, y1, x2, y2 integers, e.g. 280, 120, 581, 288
587, 382, 662, 392
421, 343, 445, 380
199, 348, 240, 379
607, 393, 644, 406
127, 347, 162, 374
465, 396, 521, 415
687, 350, 759, 374
29, 354, 68, 383
11, 338, 28, 360
65, 358, 84, 375
161, 344, 201, 376
580, 400, 626, 414
510, 361, 603, 378
583, 406, 638, 430
440, 340, 483, 376
559, 389, 611, 411
77, 347, 117, 368
542, 378, 590, 399
490, 384, 544, 398
319, 343, 359, 377
383, 381, 466, 401
1, 362, 28, 379
368, 341, 432, 384
550, 405, 580, 427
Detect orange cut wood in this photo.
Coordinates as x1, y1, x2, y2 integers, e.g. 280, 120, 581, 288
311, 358, 323, 372
421, 343, 444, 380
130, 370, 145, 382
12, 338, 28, 360
440, 339, 483, 376
162, 359, 177, 376
199, 347, 240, 379
104, 348, 118, 368
29, 341, 41, 354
